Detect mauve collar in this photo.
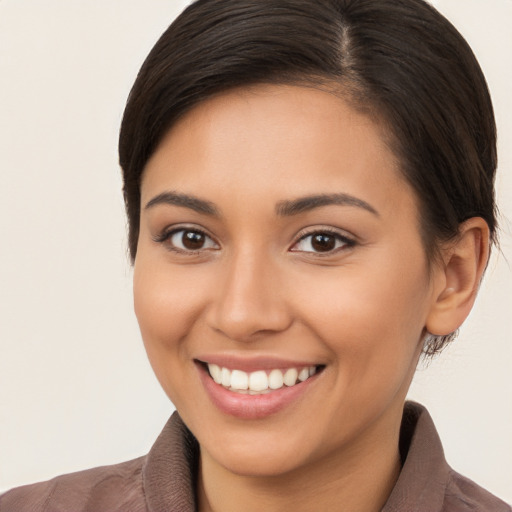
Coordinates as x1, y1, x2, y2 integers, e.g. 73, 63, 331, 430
141, 402, 448, 512
143, 412, 199, 512
382, 402, 449, 512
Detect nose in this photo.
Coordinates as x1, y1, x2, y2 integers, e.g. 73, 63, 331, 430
206, 250, 293, 342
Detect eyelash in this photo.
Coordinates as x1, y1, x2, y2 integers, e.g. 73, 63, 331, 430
291, 228, 356, 255
152, 226, 219, 255
153, 226, 356, 256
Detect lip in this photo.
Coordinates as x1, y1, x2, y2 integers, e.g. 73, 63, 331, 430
196, 354, 320, 373
196, 359, 322, 420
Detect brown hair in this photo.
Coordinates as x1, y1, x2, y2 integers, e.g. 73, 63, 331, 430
119, 0, 497, 354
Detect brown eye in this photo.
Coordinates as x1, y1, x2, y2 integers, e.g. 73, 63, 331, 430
291, 230, 355, 254
182, 230, 206, 250
311, 234, 336, 252
165, 229, 219, 252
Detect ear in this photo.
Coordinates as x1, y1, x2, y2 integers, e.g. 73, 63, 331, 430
426, 218, 490, 336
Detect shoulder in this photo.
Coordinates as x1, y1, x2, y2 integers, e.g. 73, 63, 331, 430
0, 412, 198, 512
443, 470, 511, 512
385, 402, 511, 512
0, 456, 147, 512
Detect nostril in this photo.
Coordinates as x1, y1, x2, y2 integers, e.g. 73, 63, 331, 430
206, 300, 293, 342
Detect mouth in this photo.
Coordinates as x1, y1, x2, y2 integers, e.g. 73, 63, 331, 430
195, 357, 325, 418
205, 363, 322, 395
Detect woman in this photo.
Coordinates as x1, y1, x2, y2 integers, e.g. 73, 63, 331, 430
1, 0, 510, 510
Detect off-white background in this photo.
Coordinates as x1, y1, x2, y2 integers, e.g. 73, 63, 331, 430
0, 0, 511, 503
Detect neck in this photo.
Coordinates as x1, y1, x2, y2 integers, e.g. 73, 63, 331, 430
197, 410, 403, 512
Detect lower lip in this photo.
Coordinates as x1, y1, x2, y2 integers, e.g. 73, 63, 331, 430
197, 364, 320, 420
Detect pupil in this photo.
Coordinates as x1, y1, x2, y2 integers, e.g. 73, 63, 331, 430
312, 234, 335, 252
182, 231, 205, 250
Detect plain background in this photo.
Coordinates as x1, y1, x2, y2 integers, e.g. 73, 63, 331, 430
0, 0, 511, 503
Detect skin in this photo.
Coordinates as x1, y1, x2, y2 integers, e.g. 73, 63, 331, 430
134, 84, 488, 512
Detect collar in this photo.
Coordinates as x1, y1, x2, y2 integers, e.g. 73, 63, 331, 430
142, 402, 449, 512
382, 401, 449, 511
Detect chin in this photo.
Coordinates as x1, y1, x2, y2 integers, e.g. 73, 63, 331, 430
204, 440, 308, 478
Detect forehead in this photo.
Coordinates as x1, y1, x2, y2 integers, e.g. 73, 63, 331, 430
141, 84, 413, 218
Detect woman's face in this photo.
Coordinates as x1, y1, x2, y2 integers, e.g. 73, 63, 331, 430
134, 85, 442, 477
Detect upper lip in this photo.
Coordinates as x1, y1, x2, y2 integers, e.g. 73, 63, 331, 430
195, 354, 322, 373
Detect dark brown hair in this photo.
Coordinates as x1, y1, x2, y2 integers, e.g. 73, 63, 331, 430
119, 0, 497, 354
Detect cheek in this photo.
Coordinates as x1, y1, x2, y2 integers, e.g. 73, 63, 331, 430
134, 254, 209, 331
132, 256, 210, 391
289, 255, 430, 376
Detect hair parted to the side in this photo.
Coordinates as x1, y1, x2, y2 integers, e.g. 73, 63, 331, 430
119, 0, 497, 355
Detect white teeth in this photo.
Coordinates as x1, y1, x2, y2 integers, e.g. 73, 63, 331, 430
268, 369, 284, 390
283, 368, 298, 386
207, 363, 319, 394
249, 389, 270, 395
249, 370, 268, 391
221, 367, 231, 387
209, 364, 222, 384
230, 370, 249, 390
298, 368, 310, 382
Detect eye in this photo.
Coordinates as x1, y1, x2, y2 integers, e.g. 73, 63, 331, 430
291, 230, 354, 254
156, 228, 219, 253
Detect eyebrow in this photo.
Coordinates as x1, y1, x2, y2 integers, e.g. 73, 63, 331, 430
144, 191, 219, 216
144, 191, 379, 218
275, 193, 379, 217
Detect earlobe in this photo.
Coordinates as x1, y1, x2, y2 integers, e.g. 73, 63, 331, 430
426, 218, 490, 336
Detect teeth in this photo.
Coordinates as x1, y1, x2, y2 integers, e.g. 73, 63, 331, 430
209, 364, 222, 384
230, 370, 249, 390
207, 364, 319, 394
221, 367, 231, 387
249, 371, 268, 391
283, 368, 298, 386
268, 369, 284, 390
298, 368, 310, 382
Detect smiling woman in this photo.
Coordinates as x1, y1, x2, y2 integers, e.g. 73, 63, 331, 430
135, 84, 442, 489
1, 1, 511, 511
